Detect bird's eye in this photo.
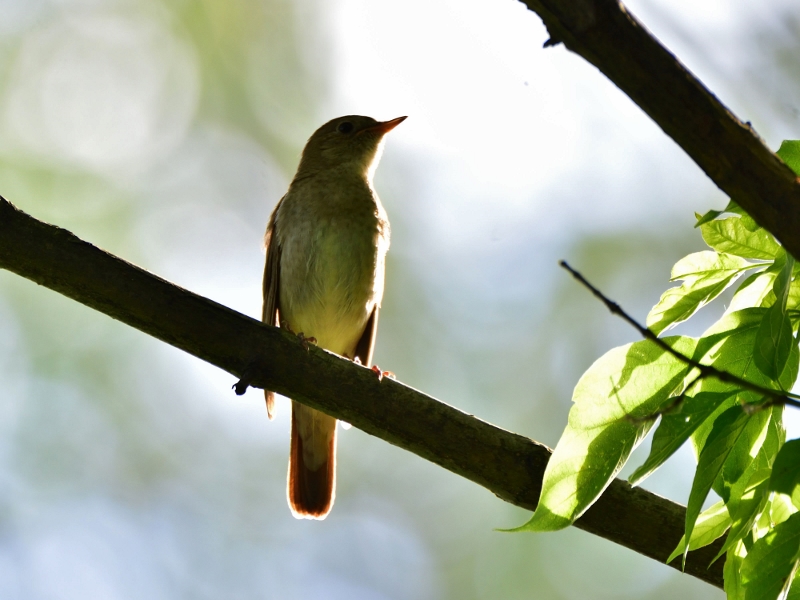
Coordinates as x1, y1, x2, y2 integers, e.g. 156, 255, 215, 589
337, 121, 354, 134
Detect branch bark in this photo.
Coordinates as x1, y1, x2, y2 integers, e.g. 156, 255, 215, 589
519, 0, 800, 259
0, 196, 724, 588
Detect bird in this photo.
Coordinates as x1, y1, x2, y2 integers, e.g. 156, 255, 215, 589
261, 114, 406, 519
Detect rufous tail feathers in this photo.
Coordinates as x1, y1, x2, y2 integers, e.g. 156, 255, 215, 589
288, 402, 336, 519
264, 390, 275, 420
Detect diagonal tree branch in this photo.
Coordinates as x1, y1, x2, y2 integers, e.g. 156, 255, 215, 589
518, 0, 800, 259
0, 196, 725, 588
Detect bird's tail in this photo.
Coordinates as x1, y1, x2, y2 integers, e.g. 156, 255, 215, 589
265, 390, 276, 420
288, 401, 337, 519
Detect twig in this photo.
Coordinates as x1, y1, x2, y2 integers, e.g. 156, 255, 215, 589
559, 261, 800, 411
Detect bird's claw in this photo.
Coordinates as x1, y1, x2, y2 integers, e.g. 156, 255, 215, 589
371, 365, 395, 381
233, 358, 262, 395
297, 332, 316, 351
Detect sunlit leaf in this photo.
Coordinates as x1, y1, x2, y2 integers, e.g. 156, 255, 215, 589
629, 391, 734, 485
789, 571, 800, 600
778, 140, 800, 176
647, 252, 754, 335
754, 256, 795, 381
740, 512, 800, 600
726, 540, 748, 600
773, 494, 799, 528
740, 214, 764, 233
667, 500, 730, 563
713, 410, 782, 562
683, 405, 751, 566
688, 309, 778, 458
514, 337, 696, 532
754, 307, 794, 382
771, 440, 800, 510
727, 269, 777, 315
716, 409, 771, 502
695, 199, 745, 227
701, 217, 781, 260
716, 473, 771, 564
695, 209, 724, 227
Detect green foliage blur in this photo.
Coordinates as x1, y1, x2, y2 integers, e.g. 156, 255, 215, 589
0, 0, 797, 598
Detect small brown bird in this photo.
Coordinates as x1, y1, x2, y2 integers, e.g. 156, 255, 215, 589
262, 115, 406, 519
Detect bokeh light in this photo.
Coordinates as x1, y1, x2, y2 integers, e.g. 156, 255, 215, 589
1, 0, 797, 597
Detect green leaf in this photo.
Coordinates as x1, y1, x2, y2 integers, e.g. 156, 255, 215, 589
695, 209, 723, 227
771, 440, 800, 510
740, 214, 763, 233
786, 251, 800, 315
514, 336, 696, 532
778, 140, 800, 176
701, 217, 781, 260
754, 307, 794, 382
716, 409, 771, 502
713, 408, 782, 562
727, 269, 776, 315
789, 570, 800, 600
754, 256, 795, 382
688, 309, 778, 458
765, 407, 787, 463
667, 500, 730, 563
688, 308, 796, 417
692, 308, 776, 410
781, 344, 800, 393
628, 391, 734, 486
741, 512, 800, 600
695, 199, 745, 227
646, 252, 753, 336
715, 470, 771, 563
683, 405, 751, 566
726, 541, 747, 600
773, 494, 799, 527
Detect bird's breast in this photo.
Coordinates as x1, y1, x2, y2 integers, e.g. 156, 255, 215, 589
276, 176, 390, 355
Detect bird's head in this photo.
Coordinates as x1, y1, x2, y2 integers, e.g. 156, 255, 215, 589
297, 115, 406, 180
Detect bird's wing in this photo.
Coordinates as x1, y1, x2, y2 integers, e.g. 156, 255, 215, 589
261, 197, 283, 420
354, 306, 379, 368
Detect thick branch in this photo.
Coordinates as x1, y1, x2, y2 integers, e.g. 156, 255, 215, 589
519, 0, 800, 259
0, 196, 724, 588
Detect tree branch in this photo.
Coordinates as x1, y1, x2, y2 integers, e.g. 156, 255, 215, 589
0, 196, 725, 588
519, 0, 800, 259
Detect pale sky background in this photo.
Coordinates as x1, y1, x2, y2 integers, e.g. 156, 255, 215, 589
0, 0, 798, 598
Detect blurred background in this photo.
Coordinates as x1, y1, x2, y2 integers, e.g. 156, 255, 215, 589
0, 0, 797, 597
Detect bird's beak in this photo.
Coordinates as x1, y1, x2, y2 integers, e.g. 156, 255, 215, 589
360, 116, 407, 135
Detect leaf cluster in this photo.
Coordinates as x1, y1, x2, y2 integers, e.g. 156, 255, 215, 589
518, 141, 800, 599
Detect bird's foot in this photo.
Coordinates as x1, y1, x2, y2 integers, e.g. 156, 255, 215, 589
232, 378, 251, 396
371, 365, 395, 381
233, 357, 263, 395
297, 332, 316, 351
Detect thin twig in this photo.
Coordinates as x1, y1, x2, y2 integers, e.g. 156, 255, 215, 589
560, 261, 800, 411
